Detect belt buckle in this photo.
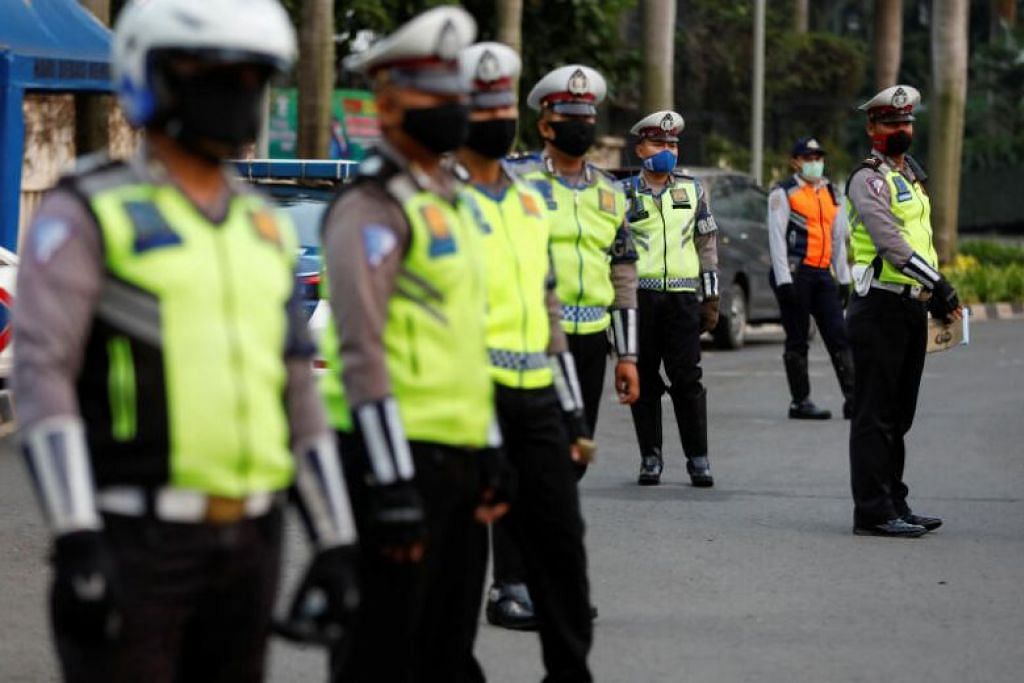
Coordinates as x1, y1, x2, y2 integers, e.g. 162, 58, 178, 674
204, 495, 247, 524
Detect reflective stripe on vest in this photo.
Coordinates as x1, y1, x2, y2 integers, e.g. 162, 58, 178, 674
627, 176, 700, 290
461, 182, 554, 390
319, 182, 494, 448
848, 168, 937, 286
785, 182, 838, 269
518, 168, 624, 335
87, 180, 297, 497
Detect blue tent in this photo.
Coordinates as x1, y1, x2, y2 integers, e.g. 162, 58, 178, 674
0, 0, 112, 250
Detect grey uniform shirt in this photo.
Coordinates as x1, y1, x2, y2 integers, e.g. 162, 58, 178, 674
845, 151, 923, 270
767, 174, 851, 286
13, 151, 326, 444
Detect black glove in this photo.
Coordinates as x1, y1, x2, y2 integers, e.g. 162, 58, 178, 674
477, 447, 515, 509
50, 530, 121, 644
928, 275, 960, 322
775, 283, 797, 309
275, 545, 360, 646
837, 282, 850, 309
699, 299, 720, 333
367, 482, 427, 551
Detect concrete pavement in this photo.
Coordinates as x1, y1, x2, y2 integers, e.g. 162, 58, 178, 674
2, 321, 1022, 682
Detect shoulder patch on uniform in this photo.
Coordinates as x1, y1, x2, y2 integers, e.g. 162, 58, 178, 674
361, 224, 398, 267
252, 209, 283, 248
866, 176, 886, 197
32, 218, 71, 264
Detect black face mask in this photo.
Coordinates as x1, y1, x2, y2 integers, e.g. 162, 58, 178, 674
465, 119, 518, 159
546, 119, 596, 157
402, 103, 470, 155
884, 129, 913, 156
162, 67, 267, 160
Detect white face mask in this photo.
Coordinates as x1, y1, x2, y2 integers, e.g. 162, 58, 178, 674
800, 159, 825, 181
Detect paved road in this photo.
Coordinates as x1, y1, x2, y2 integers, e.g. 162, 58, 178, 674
2, 321, 1022, 682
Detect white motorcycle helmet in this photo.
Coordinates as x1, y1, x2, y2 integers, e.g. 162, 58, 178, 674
113, 0, 297, 129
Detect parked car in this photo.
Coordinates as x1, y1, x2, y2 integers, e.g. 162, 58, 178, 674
611, 166, 780, 349
234, 160, 356, 317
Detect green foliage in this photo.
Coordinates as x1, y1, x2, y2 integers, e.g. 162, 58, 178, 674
948, 263, 1024, 304
959, 240, 1024, 267
962, 25, 1024, 171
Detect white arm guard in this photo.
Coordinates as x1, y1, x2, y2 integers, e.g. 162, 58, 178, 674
550, 351, 585, 414
21, 416, 101, 535
702, 271, 720, 300
610, 308, 638, 360
293, 433, 358, 548
354, 397, 415, 485
900, 252, 942, 290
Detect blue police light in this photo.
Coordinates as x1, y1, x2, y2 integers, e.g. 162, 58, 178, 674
232, 159, 360, 182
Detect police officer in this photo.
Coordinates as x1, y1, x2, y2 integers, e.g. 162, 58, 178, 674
624, 111, 718, 487
509, 65, 640, 477
768, 137, 855, 420
13, 1, 359, 680
846, 85, 962, 537
319, 8, 511, 681
455, 41, 594, 679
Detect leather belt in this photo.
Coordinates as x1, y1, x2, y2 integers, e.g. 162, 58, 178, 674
96, 486, 280, 524
870, 279, 932, 301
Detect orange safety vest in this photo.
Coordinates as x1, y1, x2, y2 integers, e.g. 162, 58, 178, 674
778, 176, 839, 269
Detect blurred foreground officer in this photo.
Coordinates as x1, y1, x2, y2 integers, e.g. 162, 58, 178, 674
767, 137, 854, 420
624, 111, 718, 487
14, 1, 359, 680
456, 43, 593, 678
320, 8, 510, 681
510, 65, 640, 478
846, 85, 962, 538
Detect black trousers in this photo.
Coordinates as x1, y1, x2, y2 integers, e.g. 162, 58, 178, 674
770, 266, 850, 357
847, 289, 928, 525
54, 509, 284, 683
567, 331, 609, 480
334, 434, 488, 683
629, 290, 706, 459
491, 385, 593, 682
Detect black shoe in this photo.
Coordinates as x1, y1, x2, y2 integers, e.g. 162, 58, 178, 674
789, 399, 832, 420
853, 518, 927, 538
686, 456, 714, 487
486, 583, 537, 631
590, 605, 598, 621
903, 514, 942, 531
637, 455, 663, 486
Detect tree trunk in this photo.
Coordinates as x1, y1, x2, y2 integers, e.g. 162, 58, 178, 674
928, 0, 969, 264
496, 0, 523, 54
641, 0, 676, 113
77, 0, 112, 155
297, 0, 333, 159
873, 0, 903, 89
794, 0, 809, 34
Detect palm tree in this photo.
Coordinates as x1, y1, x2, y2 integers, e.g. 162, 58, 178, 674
873, 0, 903, 89
641, 0, 676, 113
297, 0, 333, 159
794, 0, 809, 34
497, 0, 523, 54
928, 0, 969, 263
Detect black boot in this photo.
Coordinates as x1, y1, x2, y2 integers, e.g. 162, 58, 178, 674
784, 351, 831, 420
831, 348, 855, 420
631, 393, 663, 484
637, 449, 663, 486
673, 387, 714, 487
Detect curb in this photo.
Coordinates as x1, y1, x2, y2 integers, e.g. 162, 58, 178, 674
967, 302, 1024, 321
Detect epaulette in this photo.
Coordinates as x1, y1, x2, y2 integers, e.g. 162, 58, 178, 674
777, 176, 799, 192
905, 154, 928, 184
320, 151, 402, 239
592, 165, 624, 191
59, 157, 136, 200
844, 156, 884, 197
671, 169, 695, 181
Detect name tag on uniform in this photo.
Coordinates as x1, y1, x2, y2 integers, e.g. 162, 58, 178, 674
420, 205, 457, 258
598, 188, 616, 215
125, 201, 182, 253
892, 176, 913, 203
670, 187, 692, 209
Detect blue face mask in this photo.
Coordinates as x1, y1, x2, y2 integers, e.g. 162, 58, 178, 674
642, 149, 677, 173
